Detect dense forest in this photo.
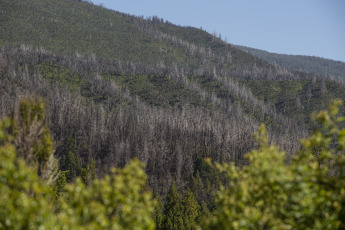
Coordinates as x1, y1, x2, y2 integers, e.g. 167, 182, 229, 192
1, 0, 345, 229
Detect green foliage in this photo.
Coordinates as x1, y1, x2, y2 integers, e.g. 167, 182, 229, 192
0, 143, 58, 229
181, 189, 200, 230
39, 63, 84, 92
0, 106, 58, 229
60, 136, 96, 184
57, 159, 155, 229
238, 79, 345, 125
81, 158, 96, 185
153, 193, 164, 230
60, 149, 82, 182
59, 135, 83, 182
191, 158, 221, 209
204, 101, 345, 229
199, 201, 210, 221
163, 181, 184, 229
161, 183, 200, 230
54, 170, 67, 198
0, 144, 155, 229
106, 74, 206, 108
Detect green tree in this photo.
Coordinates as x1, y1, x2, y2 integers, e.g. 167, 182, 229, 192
198, 201, 210, 222
57, 159, 155, 230
81, 157, 96, 185
163, 181, 183, 230
181, 189, 199, 229
153, 193, 164, 230
60, 135, 82, 182
54, 170, 67, 199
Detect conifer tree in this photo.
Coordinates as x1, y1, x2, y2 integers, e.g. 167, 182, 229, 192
162, 181, 183, 230
191, 170, 202, 199
53, 170, 67, 198
81, 158, 96, 185
199, 201, 210, 221
153, 193, 164, 230
60, 135, 82, 182
181, 189, 199, 229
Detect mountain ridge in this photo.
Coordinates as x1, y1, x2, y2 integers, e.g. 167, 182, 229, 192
237, 45, 345, 80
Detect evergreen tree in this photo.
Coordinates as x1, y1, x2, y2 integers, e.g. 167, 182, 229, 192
191, 170, 202, 199
181, 189, 199, 229
153, 193, 164, 230
199, 201, 210, 221
162, 181, 183, 230
60, 135, 82, 182
81, 158, 96, 185
53, 170, 67, 199
60, 150, 82, 182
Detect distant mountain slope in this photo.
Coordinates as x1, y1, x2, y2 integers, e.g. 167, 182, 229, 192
1, 0, 344, 143
237, 45, 345, 80
0, 0, 269, 71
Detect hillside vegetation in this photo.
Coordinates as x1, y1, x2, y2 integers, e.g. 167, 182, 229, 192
1, 0, 345, 229
237, 45, 345, 80
0, 0, 268, 70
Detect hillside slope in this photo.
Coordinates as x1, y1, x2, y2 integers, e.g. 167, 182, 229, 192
237, 45, 345, 80
1, 0, 345, 198
0, 0, 269, 71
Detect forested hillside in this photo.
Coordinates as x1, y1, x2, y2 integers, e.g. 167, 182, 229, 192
1, 0, 345, 229
237, 45, 345, 80
0, 0, 268, 70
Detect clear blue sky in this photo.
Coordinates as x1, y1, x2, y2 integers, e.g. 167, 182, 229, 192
90, 0, 345, 62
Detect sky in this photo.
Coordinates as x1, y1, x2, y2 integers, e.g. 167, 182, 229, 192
90, 0, 345, 62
